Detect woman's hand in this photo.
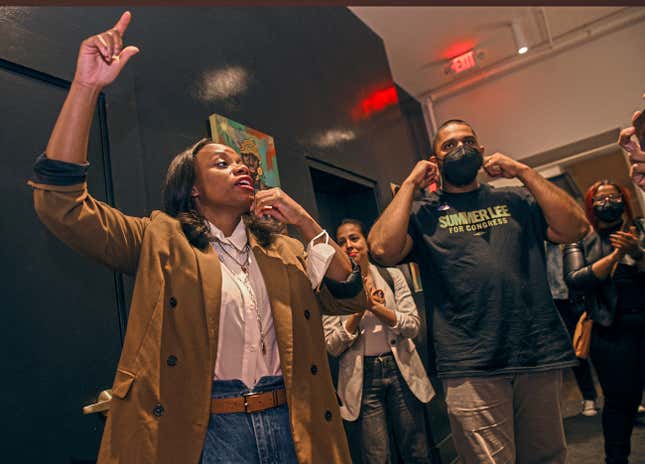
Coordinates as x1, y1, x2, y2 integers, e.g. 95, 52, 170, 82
363, 275, 384, 308
252, 188, 310, 226
73, 11, 139, 90
363, 282, 398, 327
252, 187, 354, 280
610, 227, 643, 260
367, 288, 386, 311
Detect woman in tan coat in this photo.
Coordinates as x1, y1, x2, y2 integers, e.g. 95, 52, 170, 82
29, 12, 365, 464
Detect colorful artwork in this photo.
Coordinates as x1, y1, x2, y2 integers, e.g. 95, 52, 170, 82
208, 114, 280, 189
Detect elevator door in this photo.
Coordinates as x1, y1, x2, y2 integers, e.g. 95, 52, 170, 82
0, 60, 124, 463
308, 163, 380, 234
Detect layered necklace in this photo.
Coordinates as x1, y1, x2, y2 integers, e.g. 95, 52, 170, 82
214, 239, 267, 355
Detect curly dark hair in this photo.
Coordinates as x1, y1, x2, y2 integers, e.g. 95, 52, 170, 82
161, 138, 280, 249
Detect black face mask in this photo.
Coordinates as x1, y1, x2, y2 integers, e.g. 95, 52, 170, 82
441, 145, 483, 187
594, 201, 624, 223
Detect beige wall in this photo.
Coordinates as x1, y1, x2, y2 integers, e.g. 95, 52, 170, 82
432, 20, 645, 161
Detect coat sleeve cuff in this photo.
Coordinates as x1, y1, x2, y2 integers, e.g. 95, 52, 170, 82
30, 153, 89, 186
321, 260, 363, 299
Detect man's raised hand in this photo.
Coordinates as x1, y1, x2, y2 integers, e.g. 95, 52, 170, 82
404, 160, 439, 190
483, 152, 529, 179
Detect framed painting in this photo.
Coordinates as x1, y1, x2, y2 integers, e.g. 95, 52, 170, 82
208, 113, 281, 189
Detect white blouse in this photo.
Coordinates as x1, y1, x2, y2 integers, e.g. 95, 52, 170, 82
209, 220, 333, 388
358, 265, 401, 356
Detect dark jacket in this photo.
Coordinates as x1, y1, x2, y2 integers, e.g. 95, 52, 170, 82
563, 220, 645, 327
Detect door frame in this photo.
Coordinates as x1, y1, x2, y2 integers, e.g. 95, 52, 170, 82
305, 155, 382, 211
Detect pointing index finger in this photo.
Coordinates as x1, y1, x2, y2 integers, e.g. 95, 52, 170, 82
113, 11, 132, 36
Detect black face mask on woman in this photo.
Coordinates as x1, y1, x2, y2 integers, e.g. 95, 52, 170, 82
594, 201, 624, 223
441, 144, 483, 187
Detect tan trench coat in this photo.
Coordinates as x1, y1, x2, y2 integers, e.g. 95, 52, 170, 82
30, 180, 366, 464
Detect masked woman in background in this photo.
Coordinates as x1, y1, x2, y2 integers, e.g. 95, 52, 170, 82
564, 180, 645, 464
323, 219, 435, 463
28, 12, 366, 464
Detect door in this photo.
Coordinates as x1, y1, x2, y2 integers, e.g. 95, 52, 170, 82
0, 59, 125, 463
308, 160, 381, 234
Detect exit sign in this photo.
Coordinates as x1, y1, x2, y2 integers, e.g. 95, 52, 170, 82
449, 50, 477, 74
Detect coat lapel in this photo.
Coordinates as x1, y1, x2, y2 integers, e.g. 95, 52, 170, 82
193, 245, 223, 371
250, 235, 294, 387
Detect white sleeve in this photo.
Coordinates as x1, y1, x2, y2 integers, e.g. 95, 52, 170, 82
389, 268, 420, 338
323, 315, 360, 357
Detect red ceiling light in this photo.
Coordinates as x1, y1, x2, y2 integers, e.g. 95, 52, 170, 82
352, 85, 399, 120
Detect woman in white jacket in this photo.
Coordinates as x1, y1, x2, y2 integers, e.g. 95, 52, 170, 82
324, 219, 435, 463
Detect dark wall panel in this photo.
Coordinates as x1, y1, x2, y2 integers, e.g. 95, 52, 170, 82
2, 7, 420, 217
0, 6, 442, 462
125, 7, 420, 219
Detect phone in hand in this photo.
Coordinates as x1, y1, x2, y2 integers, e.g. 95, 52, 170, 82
634, 108, 645, 150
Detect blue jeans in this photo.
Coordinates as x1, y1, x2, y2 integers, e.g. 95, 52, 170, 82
200, 376, 298, 464
360, 353, 430, 463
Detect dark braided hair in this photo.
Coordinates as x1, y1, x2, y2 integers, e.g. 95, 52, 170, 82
162, 138, 279, 249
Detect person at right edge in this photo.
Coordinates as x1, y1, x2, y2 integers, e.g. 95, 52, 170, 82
564, 180, 645, 464
368, 119, 589, 464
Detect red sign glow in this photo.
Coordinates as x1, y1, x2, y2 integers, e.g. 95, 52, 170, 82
352, 86, 399, 120
450, 51, 477, 74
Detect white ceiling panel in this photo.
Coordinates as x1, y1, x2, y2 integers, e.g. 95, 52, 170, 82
350, 6, 627, 99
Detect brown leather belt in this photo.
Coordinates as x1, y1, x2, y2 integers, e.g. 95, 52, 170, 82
210, 388, 287, 414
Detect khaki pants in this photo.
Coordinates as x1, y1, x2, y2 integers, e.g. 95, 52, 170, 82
443, 370, 566, 464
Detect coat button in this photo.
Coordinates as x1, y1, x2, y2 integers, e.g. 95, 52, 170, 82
310, 364, 318, 375
152, 403, 164, 417
390, 339, 396, 346
304, 309, 311, 319
167, 355, 177, 366
324, 410, 332, 421
169, 297, 177, 308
